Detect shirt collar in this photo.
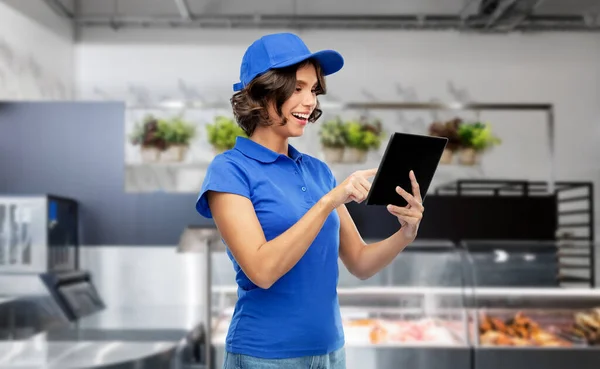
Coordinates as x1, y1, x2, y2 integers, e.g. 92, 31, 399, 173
234, 136, 303, 164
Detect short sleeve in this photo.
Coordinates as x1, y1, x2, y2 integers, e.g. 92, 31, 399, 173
331, 171, 338, 189
323, 162, 338, 190
195, 155, 251, 219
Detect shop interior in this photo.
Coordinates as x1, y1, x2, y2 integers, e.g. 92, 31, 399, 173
0, 0, 599, 368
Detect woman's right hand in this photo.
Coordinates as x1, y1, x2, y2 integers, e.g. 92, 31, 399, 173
325, 168, 378, 209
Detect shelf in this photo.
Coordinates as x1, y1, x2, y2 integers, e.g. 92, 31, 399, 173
125, 162, 209, 193
212, 285, 463, 296
213, 285, 600, 297
125, 162, 210, 169
212, 285, 600, 305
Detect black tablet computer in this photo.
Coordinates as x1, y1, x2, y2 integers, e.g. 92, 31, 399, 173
365, 132, 448, 207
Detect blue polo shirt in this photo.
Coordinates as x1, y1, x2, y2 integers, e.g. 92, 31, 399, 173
196, 137, 344, 359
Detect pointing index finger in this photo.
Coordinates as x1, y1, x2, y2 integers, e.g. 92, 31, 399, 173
360, 168, 378, 178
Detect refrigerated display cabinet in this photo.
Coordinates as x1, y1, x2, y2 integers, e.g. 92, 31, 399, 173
459, 240, 600, 369
211, 240, 475, 369
208, 238, 600, 369
469, 287, 600, 369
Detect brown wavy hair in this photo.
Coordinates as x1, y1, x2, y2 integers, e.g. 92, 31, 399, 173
230, 58, 326, 137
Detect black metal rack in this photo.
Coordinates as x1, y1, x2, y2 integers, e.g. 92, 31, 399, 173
554, 182, 595, 287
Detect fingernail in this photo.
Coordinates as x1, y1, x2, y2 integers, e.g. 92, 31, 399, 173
387, 204, 392, 210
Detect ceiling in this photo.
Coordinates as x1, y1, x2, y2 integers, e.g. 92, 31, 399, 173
44, 0, 600, 32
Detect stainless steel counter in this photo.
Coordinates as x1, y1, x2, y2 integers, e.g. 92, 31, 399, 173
0, 306, 205, 369
0, 338, 178, 368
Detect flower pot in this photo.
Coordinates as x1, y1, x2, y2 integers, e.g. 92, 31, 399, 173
160, 144, 188, 162
140, 146, 160, 163
439, 148, 454, 165
344, 148, 368, 164
459, 148, 479, 166
322, 146, 344, 163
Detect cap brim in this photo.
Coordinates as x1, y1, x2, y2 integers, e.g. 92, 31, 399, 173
272, 49, 344, 77
310, 50, 345, 76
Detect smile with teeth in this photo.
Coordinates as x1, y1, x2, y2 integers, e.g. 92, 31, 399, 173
292, 112, 310, 120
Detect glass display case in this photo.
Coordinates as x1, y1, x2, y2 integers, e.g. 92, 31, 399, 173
336, 240, 472, 348
460, 240, 560, 288
464, 240, 600, 369
469, 287, 600, 369
207, 237, 600, 369
211, 239, 475, 369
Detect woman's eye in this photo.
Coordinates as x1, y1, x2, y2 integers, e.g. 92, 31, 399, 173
295, 87, 302, 92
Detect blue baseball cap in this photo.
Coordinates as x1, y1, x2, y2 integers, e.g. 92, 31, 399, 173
233, 33, 344, 91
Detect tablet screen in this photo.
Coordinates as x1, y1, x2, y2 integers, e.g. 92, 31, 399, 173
365, 133, 448, 207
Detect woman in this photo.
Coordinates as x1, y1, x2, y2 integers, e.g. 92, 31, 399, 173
196, 32, 424, 369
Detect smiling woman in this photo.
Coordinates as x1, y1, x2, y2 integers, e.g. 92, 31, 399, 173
195, 32, 425, 369
230, 58, 326, 138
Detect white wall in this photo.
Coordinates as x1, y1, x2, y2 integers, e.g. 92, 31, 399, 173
75, 28, 600, 238
0, 1, 75, 99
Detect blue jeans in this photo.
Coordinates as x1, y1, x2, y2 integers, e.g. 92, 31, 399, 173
223, 347, 346, 369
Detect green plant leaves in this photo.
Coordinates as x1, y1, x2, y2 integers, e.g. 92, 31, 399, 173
429, 118, 501, 152
319, 116, 384, 151
129, 115, 167, 150
206, 116, 247, 151
458, 122, 501, 151
158, 116, 196, 145
130, 114, 196, 148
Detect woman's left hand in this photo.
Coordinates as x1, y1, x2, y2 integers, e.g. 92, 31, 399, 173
386, 170, 424, 242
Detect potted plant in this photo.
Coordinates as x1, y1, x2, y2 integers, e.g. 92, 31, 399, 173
343, 117, 384, 164
457, 122, 501, 165
206, 116, 247, 155
428, 117, 462, 164
158, 115, 197, 162
318, 117, 346, 163
129, 115, 168, 162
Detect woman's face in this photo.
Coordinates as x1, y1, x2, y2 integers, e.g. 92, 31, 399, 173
268, 63, 318, 138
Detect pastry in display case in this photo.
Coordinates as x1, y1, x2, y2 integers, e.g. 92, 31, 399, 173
475, 305, 600, 349
478, 310, 575, 347
471, 296, 600, 369
343, 315, 463, 346
565, 308, 600, 345
469, 281, 600, 369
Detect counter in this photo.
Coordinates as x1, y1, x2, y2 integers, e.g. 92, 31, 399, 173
0, 306, 205, 369
0, 338, 177, 369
